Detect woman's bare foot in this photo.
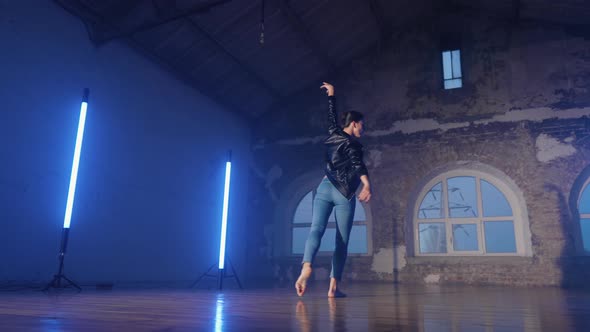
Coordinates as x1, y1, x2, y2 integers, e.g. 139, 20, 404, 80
328, 289, 347, 298
295, 263, 312, 297
328, 278, 347, 298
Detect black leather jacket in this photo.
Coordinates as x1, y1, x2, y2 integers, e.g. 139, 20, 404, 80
324, 96, 368, 200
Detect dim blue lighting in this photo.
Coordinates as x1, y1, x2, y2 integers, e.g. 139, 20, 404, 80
218, 161, 231, 270
63, 98, 88, 229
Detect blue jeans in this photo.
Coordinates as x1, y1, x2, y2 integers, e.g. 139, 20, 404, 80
302, 177, 356, 281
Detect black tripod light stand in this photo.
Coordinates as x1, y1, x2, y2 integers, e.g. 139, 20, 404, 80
192, 151, 242, 290
44, 89, 89, 291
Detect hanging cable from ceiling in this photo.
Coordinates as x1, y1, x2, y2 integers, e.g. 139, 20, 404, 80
259, 0, 265, 45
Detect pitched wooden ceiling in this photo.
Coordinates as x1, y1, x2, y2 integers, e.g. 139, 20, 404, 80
56, 0, 590, 120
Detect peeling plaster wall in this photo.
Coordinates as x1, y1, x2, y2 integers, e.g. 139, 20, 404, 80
536, 134, 577, 163
246, 16, 590, 287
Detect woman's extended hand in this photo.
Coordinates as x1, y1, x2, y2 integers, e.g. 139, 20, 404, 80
358, 175, 371, 203
320, 82, 334, 96
358, 186, 371, 203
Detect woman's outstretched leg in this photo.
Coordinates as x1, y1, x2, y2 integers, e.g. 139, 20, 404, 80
328, 196, 355, 297
296, 180, 333, 296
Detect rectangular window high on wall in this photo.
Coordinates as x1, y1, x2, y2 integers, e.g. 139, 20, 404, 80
442, 50, 462, 89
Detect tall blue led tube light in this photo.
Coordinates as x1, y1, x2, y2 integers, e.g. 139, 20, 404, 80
217, 151, 232, 288
191, 150, 242, 290
63, 89, 88, 229
44, 88, 88, 291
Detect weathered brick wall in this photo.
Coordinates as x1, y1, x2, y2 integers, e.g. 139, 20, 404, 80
246, 15, 590, 287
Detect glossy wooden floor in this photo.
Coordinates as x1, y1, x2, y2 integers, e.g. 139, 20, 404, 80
1, 282, 590, 331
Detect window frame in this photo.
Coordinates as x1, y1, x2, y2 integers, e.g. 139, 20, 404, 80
413, 169, 526, 257
441, 49, 463, 90
576, 176, 590, 254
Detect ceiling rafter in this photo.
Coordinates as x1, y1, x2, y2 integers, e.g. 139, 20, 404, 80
54, 0, 109, 43
105, 0, 143, 20
53, 0, 256, 124
94, 0, 232, 44
55, 0, 590, 121
278, 0, 335, 73
183, 16, 282, 99
56, 0, 281, 102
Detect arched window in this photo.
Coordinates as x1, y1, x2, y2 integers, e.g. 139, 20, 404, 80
414, 169, 529, 256
577, 179, 590, 252
291, 190, 369, 255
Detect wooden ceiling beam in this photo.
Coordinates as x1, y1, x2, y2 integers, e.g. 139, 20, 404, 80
54, 0, 257, 122
56, 0, 280, 101
278, 0, 335, 73
94, 0, 233, 44
184, 17, 282, 100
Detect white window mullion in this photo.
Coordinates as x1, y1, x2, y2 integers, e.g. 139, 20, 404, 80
476, 176, 485, 253
442, 178, 449, 219
480, 216, 516, 221
417, 218, 447, 222
476, 176, 483, 218
447, 217, 454, 254
414, 221, 420, 255
443, 177, 452, 254
476, 222, 484, 254
448, 218, 480, 224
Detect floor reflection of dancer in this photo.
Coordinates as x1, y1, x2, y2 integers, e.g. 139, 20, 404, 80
295, 301, 311, 332
295, 298, 346, 332
295, 82, 372, 298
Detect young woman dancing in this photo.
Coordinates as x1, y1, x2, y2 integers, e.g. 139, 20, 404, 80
295, 82, 372, 298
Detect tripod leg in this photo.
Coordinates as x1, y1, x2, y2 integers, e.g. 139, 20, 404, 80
226, 258, 243, 289
62, 275, 82, 291
43, 274, 81, 291
44, 229, 81, 292
191, 264, 216, 288
42, 275, 59, 291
